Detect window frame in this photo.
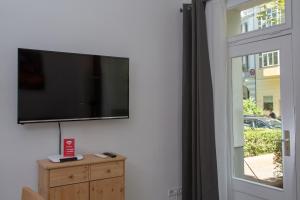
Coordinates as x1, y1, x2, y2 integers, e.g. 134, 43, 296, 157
226, 1, 294, 199
260, 50, 280, 68
263, 95, 274, 111
228, 34, 296, 200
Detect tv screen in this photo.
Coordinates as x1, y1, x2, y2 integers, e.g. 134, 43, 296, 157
18, 48, 129, 124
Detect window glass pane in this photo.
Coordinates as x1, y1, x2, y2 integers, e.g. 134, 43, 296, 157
242, 56, 249, 72
261, 50, 279, 68
231, 50, 283, 188
259, 54, 263, 68
264, 96, 273, 103
268, 52, 273, 66
227, 0, 286, 37
263, 54, 268, 67
263, 96, 274, 111
274, 51, 279, 65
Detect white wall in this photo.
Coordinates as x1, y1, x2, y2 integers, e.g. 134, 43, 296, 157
0, 0, 183, 199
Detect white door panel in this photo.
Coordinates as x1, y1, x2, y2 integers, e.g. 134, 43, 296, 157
229, 35, 296, 200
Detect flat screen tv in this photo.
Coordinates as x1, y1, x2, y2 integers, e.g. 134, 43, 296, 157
18, 48, 129, 124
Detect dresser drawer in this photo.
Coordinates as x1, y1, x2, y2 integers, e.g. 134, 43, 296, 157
90, 161, 124, 180
49, 165, 89, 187
49, 182, 89, 200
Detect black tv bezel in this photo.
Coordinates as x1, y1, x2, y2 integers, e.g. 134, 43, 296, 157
17, 48, 130, 125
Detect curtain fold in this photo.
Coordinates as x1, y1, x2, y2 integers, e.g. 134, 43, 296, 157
182, 1, 219, 200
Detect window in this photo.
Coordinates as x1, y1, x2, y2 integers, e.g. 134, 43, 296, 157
231, 50, 282, 188
263, 96, 274, 111
274, 51, 279, 65
228, 0, 294, 197
259, 51, 280, 67
242, 56, 249, 72
241, 22, 249, 33
268, 52, 273, 65
259, 54, 263, 68
263, 54, 268, 66
227, 0, 286, 37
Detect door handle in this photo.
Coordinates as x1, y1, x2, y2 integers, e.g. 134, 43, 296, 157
279, 138, 290, 142
276, 131, 291, 156
283, 130, 291, 157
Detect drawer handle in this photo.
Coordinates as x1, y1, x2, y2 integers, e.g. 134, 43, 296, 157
107, 169, 111, 173
69, 174, 74, 179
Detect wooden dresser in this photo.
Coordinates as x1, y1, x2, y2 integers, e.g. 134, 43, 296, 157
38, 154, 126, 200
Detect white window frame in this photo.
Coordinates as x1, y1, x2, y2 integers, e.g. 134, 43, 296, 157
226, 1, 294, 199
228, 35, 296, 200
227, 0, 292, 45
260, 50, 280, 68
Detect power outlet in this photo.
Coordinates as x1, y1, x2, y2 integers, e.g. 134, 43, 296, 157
168, 189, 178, 197
169, 196, 177, 200
168, 187, 182, 200
177, 187, 182, 196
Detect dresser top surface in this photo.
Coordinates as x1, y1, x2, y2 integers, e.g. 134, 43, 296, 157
38, 154, 126, 169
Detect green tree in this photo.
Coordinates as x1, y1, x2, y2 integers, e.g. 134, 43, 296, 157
243, 98, 263, 115
256, 0, 285, 27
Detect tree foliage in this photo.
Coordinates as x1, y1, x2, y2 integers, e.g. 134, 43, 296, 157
256, 0, 285, 26
243, 98, 263, 115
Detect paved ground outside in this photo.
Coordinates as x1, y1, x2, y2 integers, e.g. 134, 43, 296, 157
244, 153, 277, 180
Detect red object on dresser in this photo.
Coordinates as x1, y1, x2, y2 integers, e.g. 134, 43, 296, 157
63, 138, 75, 157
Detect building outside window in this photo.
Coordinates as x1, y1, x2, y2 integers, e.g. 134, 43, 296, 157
240, 0, 285, 34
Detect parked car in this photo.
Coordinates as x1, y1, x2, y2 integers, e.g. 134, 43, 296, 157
244, 116, 281, 129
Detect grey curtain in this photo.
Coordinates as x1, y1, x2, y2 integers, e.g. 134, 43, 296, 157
182, 1, 219, 200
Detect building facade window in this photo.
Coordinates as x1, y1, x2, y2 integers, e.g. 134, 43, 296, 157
263, 96, 274, 111
259, 50, 280, 68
